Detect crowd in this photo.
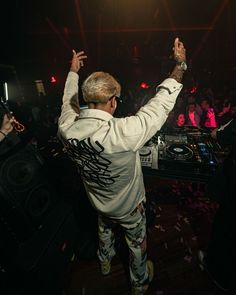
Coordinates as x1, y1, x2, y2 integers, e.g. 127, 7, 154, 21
171, 94, 236, 129
1, 73, 235, 150
119, 84, 236, 131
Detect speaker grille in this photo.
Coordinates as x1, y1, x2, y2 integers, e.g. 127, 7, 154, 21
0, 145, 43, 192
0, 143, 57, 241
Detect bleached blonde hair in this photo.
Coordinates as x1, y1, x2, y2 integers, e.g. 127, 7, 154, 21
81, 71, 121, 103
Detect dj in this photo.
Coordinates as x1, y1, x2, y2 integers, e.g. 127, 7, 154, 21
58, 37, 187, 294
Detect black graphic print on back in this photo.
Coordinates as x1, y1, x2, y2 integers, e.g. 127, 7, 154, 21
63, 137, 119, 186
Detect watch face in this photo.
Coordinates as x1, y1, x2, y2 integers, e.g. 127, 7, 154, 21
181, 62, 187, 71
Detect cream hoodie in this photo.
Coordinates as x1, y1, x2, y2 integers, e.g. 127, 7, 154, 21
58, 72, 182, 220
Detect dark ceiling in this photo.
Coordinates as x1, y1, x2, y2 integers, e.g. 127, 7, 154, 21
1, 0, 236, 99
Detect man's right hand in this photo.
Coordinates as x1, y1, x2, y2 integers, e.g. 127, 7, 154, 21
70, 50, 87, 73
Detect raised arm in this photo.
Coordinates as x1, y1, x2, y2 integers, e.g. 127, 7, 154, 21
170, 37, 187, 83
114, 38, 187, 151
58, 50, 87, 132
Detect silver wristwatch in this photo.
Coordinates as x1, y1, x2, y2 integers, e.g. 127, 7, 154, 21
177, 61, 187, 71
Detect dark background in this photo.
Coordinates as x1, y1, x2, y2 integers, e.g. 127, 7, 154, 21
1, 2, 235, 293
0, 0, 236, 103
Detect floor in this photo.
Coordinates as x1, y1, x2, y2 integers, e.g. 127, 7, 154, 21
2, 139, 234, 295
61, 176, 235, 295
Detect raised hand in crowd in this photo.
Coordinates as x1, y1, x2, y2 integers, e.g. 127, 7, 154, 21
0, 114, 15, 142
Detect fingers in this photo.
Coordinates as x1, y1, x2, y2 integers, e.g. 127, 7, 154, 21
9, 117, 15, 124
173, 37, 186, 62
71, 49, 87, 67
174, 37, 184, 48
80, 60, 84, 67
3, 114, 11, 123
174, 37, 179, 48
3, 114, 15, 124
72, 50, 87, 59
174, 38, 185, 52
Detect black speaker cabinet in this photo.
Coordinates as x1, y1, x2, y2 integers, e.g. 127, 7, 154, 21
17, 200, 78, 295
0, 142, 79, 294
1, 200, 78, 295
0, 142, 58, 242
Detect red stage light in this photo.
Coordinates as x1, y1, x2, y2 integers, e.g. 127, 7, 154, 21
190, 86, 197, 94
50, 76, 57, 83
140, 82, 150, 89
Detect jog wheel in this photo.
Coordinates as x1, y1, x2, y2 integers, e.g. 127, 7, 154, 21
166, 144, 193, 160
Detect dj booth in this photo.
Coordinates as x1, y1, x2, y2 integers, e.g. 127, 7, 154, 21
139, 127, 226, 182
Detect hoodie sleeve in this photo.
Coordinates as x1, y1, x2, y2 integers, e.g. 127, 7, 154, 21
58, 71, 80, 135
112, 78, 183, 151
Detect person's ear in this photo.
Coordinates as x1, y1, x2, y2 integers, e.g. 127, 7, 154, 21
110, 96, 117, 109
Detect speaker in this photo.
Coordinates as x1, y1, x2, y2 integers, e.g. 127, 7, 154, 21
0, 142, 58, 242
0, 141, 79, 295
17, 200, 78, 295
1, 200, 78, 295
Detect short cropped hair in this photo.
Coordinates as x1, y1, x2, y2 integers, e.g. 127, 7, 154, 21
81, 72, 121, 103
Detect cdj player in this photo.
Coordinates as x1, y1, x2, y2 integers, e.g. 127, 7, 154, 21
141, 128, 225, 181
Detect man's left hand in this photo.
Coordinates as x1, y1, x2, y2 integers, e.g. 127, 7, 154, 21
173, 38, 186, 63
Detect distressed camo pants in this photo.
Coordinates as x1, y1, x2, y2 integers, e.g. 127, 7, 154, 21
97, 202, 149, 292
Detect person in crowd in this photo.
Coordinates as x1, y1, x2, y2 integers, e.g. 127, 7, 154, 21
185, 103, 200, 127
58, 37, 187, 295
175, 112, 186, 127
216, 100, 233, 126
212, 96, 223, 116
186, 95, 202, 117
199, 118, 236, 292
0, 113, 14, 143
200, 98, 217, 128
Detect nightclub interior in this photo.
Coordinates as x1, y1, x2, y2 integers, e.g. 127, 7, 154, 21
1, 1, 236, 294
